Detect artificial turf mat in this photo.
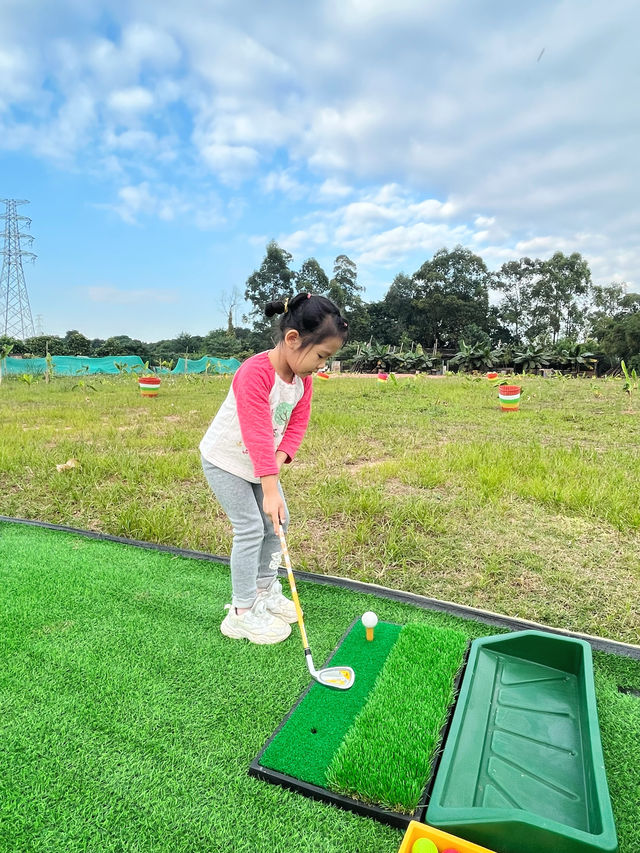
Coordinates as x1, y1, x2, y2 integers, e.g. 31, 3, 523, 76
258, 621, 403, 788
258, 620, 468, 815
327, 622, 468, 813
1, 519, 639, 853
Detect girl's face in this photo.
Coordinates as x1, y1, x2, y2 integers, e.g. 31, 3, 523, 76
284, 332, 344, 378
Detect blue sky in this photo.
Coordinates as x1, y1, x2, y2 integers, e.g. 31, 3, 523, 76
1, 0, 638, 341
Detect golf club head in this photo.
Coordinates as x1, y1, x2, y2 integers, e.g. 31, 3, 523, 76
315, 666, 355, 690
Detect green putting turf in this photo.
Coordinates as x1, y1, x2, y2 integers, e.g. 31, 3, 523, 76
327, 622, 468, 813
258, 621, 403, 788
258, 619, 468, 814
1, 519, 639, 853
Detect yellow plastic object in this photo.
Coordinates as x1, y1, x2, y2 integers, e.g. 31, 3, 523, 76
398, 820, 496, 853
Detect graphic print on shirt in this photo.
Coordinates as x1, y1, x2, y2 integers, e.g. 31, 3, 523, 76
274, 401, 294, 429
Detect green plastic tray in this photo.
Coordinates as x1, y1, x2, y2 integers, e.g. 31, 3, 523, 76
426, 630, 618, 853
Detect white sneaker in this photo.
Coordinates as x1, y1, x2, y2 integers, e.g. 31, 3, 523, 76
220, 597, 291, 645
257, 578, 299, 624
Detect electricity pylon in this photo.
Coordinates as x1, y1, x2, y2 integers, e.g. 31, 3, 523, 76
1, 199, 36, 339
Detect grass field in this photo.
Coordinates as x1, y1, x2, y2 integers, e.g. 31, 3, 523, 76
0, 371, 639, 643
2, 521, 639, 853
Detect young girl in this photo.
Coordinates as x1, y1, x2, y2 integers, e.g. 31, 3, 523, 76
200, 292, 348, 644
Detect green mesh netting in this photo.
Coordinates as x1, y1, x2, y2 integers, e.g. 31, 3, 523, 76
1, 355, 240, 376
1, 355, 145, 376
170, 356, 240, 374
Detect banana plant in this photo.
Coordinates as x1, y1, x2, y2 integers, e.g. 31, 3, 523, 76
450, 340, 495, 372
555, 342, 597, 374
621, 360, 638, 396
513, 345, 552, 374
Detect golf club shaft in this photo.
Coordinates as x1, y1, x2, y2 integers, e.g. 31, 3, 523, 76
277, 526, 310, 651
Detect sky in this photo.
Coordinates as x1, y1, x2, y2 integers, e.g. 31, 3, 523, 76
1, 0, 638, 342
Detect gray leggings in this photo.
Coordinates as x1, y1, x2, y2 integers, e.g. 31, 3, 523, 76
201, 457, 289, 608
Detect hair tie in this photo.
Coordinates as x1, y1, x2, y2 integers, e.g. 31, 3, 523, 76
283, 297, 289, 313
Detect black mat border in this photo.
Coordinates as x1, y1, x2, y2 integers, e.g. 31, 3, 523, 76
248, 622, 471, 828
1, 515, 638, 660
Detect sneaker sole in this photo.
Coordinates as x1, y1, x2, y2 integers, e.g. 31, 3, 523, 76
220, 619, 291, 645
267, 609, 298, 624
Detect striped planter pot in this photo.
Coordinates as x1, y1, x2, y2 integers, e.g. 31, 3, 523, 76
498, 384, 521, 412
138, 376, 161, 397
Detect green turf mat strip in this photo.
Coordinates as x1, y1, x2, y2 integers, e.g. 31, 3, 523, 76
258, 621, 402, 787
326, 622, 468, 813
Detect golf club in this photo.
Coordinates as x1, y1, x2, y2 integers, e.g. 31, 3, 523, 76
278, 525, 355, 690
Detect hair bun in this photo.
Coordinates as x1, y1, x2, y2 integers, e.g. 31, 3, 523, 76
265, 299, 287, 318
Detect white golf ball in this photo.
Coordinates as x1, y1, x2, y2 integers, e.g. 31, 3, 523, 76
361, 611, 378, 629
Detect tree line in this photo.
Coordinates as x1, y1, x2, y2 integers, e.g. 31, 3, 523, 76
243, 241, 639, 372
2, 241, 639, 372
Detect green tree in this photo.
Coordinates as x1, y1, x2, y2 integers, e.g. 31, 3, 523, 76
494, 258, 537, 344
593, 293, 640, 368
529, 252, 592, 343
376, 273, 416, 345
174, 332, 205, 356
588, 282, 629, 336
0, 335, 27, 355
410, 246, 491, 348
63, 329, 92, 356
244, 241, 296, 348
244, 241, 295, 320
327, 255, 362, 312
95, 336, 150, 359
203, 329, 245, 358
23, 335, 65, 357
297, 257, 329, 295
458, 323, 491, 348
342, 301, 370, 343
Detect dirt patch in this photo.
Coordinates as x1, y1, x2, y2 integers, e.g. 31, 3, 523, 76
383, 478, 426, 497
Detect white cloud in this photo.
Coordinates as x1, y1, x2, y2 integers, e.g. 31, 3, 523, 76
121, 22, 181, 69
354, 222, 472, 265
317, 178, 353, 199
261, 169, 307, 199
107, 86, 154, 115
277, 185, 474, 267
198, 142, 260, 184
87, 24, 180, 84
33, 88, 96, 160
103, 181, 225, 228
105, 128, 158, 151
0, 46, 36, 106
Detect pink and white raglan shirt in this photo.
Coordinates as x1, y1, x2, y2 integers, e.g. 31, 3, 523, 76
199, 351, 313, 483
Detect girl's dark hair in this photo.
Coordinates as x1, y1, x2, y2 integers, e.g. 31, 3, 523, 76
265, 292, 349, 346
